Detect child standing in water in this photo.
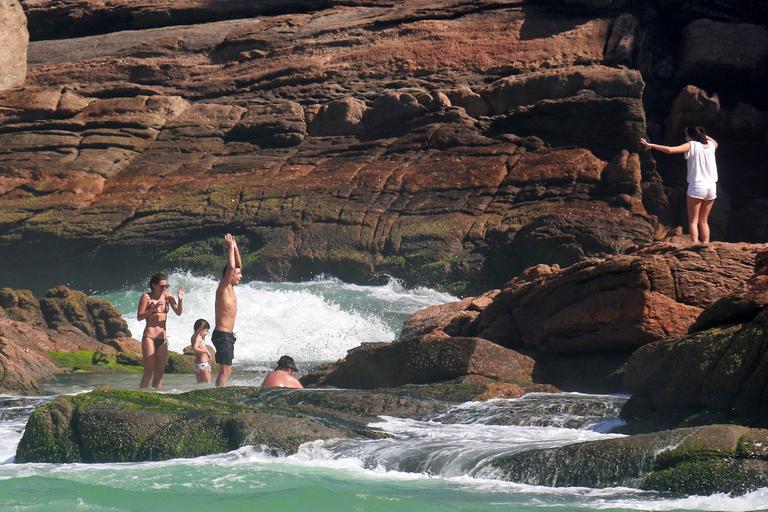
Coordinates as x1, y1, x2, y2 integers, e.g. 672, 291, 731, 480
192, 319, 213, 384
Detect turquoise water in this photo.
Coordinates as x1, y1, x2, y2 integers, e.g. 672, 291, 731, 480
2, 275, 767, 511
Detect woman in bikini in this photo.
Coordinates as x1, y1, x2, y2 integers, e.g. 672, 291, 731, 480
137, 272, 184, 388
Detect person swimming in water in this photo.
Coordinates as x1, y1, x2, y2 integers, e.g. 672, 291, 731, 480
261, 355, 303, 389
137, 272, 183, 389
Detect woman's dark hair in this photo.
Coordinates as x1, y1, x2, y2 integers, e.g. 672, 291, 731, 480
148, 272, 167, 290
193, 319, 210, 332
685, 126, 708, 144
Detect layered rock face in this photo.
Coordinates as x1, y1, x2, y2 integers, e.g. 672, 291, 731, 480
2, 1, 765, 292
0, 1, 665, 293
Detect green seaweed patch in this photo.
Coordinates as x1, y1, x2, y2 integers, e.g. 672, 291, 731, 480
642, 459, 768, 496
655, 444, 733, 470
48, 350, 144, 374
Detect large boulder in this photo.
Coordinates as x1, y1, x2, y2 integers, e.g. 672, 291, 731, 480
483, 424, 768, 496
0, 287, 44, 325
0, 0, 27, 90
302, 335, 552, 392
39, 286, 131, 341
622, 306, 768, 421
0, 318, 60, 393
454, 243, 764, 355
307, 97, 367, 136
15, 386, 447, 463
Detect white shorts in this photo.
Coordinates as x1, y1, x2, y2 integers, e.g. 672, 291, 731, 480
195, 362, 211, 372
687, 181, 717, 200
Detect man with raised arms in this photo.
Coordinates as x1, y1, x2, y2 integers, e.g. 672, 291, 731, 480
213, 233, 242, 386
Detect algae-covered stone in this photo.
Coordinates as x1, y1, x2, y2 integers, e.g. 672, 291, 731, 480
39, 286, 131, 341
15, 387, 405, 463
91, 350, 113, 366
165, 351, 195, 373
0, 288, 43, 325
481, 424, 768, 496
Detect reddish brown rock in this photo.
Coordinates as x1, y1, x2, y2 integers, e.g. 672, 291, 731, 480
622, 306, 768, 421
307, 97, 367, 136
0, 2, 661, 293
0, 318, 60, 393
404, 243, 766, 355
303, 336, 549, 391
0, 315, 121, 393
0, 0, 27, 90
104, 337, 142, 355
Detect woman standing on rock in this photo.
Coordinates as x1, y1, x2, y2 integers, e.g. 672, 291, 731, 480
641, 126, 719, 243
137, 272, 184, 389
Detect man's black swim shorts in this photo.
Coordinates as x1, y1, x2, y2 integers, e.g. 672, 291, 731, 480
211, 330, 236, 365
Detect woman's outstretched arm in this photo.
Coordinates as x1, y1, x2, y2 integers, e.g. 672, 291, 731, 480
640, 138, 690, 155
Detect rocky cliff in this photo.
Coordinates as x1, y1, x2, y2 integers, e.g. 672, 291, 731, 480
1, 1, 765, 293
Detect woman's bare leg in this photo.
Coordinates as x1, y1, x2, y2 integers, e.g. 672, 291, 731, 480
202, 368, 211, 384
140, 338, 155, 388
152, 342, 168, 389
686, 196, 703, 243
698, 199, 715, 243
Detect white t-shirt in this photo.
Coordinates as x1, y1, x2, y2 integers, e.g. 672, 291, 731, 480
685, 140, 718, 183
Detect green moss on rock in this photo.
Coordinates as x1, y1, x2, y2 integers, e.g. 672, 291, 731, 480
642, 459, 768, 495
15, 387, 393, 463
48, 350, 143, 374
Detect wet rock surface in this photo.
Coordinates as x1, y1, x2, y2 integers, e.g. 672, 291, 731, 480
14, 386, 451, 463
483, 424, 768, 496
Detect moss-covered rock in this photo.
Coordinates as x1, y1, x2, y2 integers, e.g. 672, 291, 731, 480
116, 352, 142, 366
622, 307, 768, 423
48, 350, 143, 374
39, 286, 131, 341
481, 424, 768, 496
16, 387, 404, 463
165, 351, 195, 374
91, 350, 113, 366
0, 287, 44, 325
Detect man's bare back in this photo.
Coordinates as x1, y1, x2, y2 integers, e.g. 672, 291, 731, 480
261, 370, 303, 388
261, 356, 303, 389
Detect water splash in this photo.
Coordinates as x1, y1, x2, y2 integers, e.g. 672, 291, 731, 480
102, 272, 456, 364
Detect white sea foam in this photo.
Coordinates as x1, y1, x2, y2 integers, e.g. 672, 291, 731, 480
114, 272, 456, 363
